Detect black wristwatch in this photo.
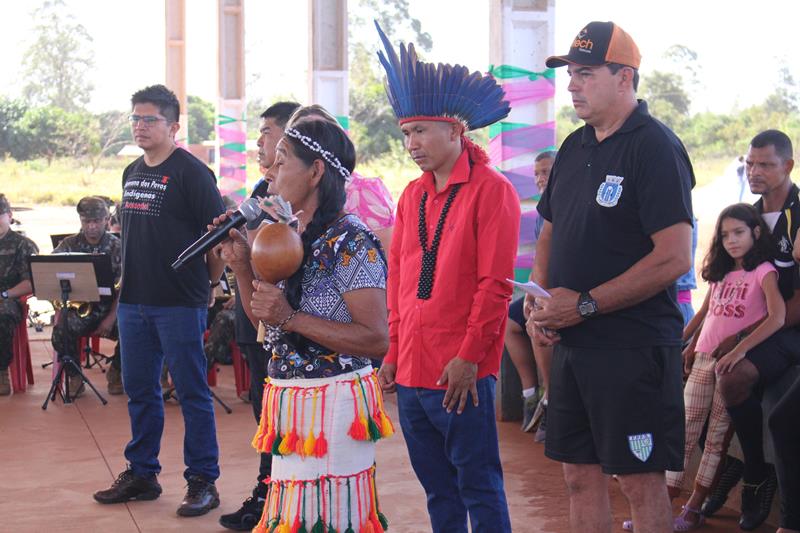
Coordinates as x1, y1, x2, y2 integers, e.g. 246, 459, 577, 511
577, 291, 599, 319
1, 290, 8, 300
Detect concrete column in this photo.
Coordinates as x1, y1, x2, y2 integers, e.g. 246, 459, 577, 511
217, 0, 247, 201
165, 0, 188, 146
489, 0, 555, 421
308, 0, 349, 129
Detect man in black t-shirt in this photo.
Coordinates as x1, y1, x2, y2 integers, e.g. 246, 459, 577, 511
218, 100, 300, 531
529, 22, 694, 532
93, 85, 226, 518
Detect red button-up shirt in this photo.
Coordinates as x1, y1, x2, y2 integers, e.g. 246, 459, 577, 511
386, 148, 521, 389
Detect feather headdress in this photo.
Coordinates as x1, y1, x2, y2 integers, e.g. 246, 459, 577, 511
375, 20, 510, 130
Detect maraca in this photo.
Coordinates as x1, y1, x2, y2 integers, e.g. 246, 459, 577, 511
250, 195, 304, 283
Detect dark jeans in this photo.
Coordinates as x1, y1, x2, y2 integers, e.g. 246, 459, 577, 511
118, 303, 220, 482
768, 372, 800, 529
240, 342, 271, 487
396, 377, 511, 533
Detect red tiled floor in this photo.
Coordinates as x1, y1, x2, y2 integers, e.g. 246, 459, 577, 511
0, 335, 775, 532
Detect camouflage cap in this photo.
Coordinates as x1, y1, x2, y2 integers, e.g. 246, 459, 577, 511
77, 196, 110, 219
0, 193, 10, 214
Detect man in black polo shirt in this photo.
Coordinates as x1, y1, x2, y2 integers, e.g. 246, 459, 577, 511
715, 129, 800, 530
529, 21, 694, 532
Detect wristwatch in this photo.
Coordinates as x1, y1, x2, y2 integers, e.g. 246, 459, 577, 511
1, 290, 8, 299
577, 291, 599, 319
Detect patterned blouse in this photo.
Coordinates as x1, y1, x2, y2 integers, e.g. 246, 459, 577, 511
265, 214, 388, 379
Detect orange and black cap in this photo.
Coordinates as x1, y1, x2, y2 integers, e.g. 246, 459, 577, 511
546, 21, 641, 69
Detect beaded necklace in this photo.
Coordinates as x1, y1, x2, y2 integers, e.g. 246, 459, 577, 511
417, 183, 462, 299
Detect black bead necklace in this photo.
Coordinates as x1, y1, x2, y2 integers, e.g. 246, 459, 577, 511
417, 184, 462, 299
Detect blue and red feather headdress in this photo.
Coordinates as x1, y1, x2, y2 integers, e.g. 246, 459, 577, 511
375, 20, 510, 131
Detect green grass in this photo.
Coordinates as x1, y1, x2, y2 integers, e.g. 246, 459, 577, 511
691, 155, 730, 188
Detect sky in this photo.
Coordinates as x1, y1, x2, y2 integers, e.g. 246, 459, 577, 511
0, 0, 797, 116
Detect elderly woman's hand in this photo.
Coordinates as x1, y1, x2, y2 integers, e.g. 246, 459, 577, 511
250, 280, 295, 326
209, 210, 251, 272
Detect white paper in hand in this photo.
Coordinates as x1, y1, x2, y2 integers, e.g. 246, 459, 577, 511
507, 279, 551, 298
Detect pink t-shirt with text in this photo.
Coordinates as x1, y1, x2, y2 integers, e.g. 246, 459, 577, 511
695, 261, 777, 353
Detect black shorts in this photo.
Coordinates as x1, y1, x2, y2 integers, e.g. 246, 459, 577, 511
745, 327, 800, 386
545, 344, 685, 475
508, 298, 525, 329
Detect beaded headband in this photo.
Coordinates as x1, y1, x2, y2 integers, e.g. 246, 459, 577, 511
284, 127, 352, 180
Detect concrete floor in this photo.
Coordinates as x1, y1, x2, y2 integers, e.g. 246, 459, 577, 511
0, 333, 774, 533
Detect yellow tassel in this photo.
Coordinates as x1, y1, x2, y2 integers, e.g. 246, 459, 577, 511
359, 414, 370, 440
379, 411, 395, 438
303, 431, 316, 456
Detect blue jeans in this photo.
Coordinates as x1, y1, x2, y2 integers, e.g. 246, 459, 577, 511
118, 303, 220, 482
396, 377, 511, 533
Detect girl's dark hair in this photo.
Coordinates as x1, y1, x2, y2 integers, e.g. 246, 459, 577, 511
282, 118, 355, 351
701, 203, 776, 282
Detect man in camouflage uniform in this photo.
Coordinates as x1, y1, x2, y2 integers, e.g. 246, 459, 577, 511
51, 196, 122, 396
0, 193, 39, 395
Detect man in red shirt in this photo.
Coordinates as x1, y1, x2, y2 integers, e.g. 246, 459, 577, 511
374, 23, 519, 532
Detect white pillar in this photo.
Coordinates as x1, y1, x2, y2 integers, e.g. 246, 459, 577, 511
489, 0, 555, 420
217, 0, 247, 202
165, 0, 188, 146
308, 0, 349, 129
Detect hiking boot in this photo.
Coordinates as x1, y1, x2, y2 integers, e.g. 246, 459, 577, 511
93, 469, 162, 504
533, 403, 547, 443
739, 465, 778, 531
177, 475, 220, 517
219, 494, 265, 530
0, 368, 10, 396
67, 373, 85, 398
106, 365, 123, 395
521, 389, 540, 432
701, 455, 743, 517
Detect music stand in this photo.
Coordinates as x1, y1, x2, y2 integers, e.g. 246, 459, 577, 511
29, 254, 113, 409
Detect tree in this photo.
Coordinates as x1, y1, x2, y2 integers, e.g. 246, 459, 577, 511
348, 0, 432, 162
87, 110, 132, 173
640, 71, 691, 131
21, 0, 94, 112
11, 106, 98, 164
0, 97, 27, 159
187, 95, 216, 143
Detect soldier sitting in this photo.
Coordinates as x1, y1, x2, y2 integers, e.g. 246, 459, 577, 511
51, 196, 122, 396
0, 193, 39, 395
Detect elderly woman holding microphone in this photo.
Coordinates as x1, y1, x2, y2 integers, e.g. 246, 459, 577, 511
215, 115, 393, 532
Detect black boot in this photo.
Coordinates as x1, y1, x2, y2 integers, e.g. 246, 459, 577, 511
738, 465, 778, 531
701, 455, 744, 517
219, 490, 265, 531
177, 475, 220, 517
93, 469, 162, 504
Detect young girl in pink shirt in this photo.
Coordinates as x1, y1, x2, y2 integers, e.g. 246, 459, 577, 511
668, 203, 785, 530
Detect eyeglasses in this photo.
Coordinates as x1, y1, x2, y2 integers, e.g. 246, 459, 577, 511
128, 114, 168, 127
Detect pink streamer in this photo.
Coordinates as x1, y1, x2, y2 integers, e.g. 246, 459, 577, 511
488, 122, 556, 162
500, 78, 555, 106
220, 148, 247, 165
218, 126, 247, 143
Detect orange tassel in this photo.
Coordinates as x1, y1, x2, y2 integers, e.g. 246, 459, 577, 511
314, 432, 328, 457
